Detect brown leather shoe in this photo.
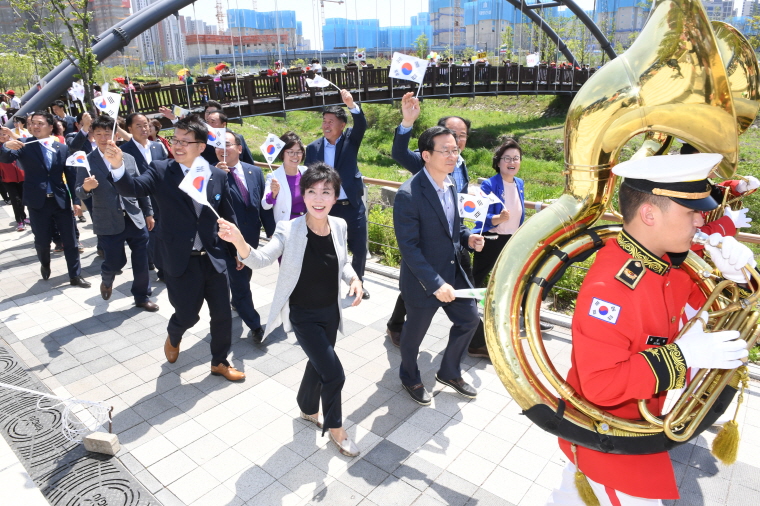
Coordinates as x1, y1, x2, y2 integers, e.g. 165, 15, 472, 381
210, 363, 245, 381
386, 328, 400, 347
164, 336, 179, 363
100, 283, 112, 300
468, 345, 490, 359
136, 301, 159, 312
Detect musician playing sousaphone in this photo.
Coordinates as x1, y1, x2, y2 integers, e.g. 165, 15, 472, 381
547, 154, 753, 505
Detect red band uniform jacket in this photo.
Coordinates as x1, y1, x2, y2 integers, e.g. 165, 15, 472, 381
559, 230, 707, 500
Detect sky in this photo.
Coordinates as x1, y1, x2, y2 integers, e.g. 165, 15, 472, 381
178, 0, 746, 51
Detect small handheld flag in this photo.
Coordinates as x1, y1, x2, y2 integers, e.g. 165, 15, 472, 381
453, 288, 487, 308
68, 82, 85, 103
203, 124, 227, 149
66, 150, 91, 176
178, 157, 220, 218
259, 133, 285, 165
305, 75, 340, 91
457, 194, 489, 221
389, 52, 428, 85
94, 92, 120, 119
172, 104, 190, 118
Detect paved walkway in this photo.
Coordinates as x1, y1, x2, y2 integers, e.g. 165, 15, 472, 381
0, 201, 758, 506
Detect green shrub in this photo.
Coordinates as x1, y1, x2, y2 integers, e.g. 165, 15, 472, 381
368, 205, 401, 267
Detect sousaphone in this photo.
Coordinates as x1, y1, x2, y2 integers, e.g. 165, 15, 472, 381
485, 0, 760, 455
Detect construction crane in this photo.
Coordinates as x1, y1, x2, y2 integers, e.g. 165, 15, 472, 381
216, 0, 225, 31
318, 0, 344, 26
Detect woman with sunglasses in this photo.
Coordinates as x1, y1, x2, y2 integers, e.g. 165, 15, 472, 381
262, 131, 308, 224
472, 138, 526, 288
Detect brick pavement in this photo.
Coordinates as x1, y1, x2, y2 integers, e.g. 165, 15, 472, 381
0, 201, 759, 505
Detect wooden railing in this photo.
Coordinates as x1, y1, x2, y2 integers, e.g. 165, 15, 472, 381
105, 64, 594, 124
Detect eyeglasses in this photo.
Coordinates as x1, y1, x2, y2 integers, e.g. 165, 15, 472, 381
224, 142, 240, 148
30, 121, 49, 127
168, 137, 203, 147
431, 148, 461, 157
500, 156, 521, 163
284, 150, 303, 157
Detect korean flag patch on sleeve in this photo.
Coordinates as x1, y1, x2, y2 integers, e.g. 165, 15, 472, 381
589, 298, 621, 324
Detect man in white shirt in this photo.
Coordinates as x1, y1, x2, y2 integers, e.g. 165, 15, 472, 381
215, 131, 275, 342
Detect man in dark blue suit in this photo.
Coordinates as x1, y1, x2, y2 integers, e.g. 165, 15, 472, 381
305, 89, 369, 299
121, 112, 168, 279
52, 100, 76, 136
200, 111, 254, 166
0, 111, 90, 287
393, 126, 484, 405
110, 118, 244, 381
215, 130, 275, 342
75, 115, 157, 311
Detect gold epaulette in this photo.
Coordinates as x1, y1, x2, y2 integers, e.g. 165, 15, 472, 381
615, 258, 646, 290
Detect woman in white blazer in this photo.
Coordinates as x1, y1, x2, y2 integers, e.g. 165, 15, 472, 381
261, 132, 308, 224
219, 163, 363, 457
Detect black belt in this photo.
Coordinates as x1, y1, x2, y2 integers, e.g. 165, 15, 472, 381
190, 250, 207, 256
336, 200, 350, 206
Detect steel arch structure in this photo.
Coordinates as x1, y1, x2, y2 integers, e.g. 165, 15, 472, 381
17, 0, 618, 118
16, 0, 198, 118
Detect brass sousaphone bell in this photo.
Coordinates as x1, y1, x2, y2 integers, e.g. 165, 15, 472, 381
485, 0, 760, 455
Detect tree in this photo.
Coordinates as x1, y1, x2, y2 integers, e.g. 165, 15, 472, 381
500, 25, 514, 61
413, 33, 429, 60
0, 46, 38, 93
7, 0, 99, 107
748, 16, 760, 51
462, 46, 475, 62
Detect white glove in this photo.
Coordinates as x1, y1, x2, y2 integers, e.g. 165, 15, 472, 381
723, 206, 752, 229
736, 176, 760, 193
676, 312, 748, 370
704, 234, 757, 283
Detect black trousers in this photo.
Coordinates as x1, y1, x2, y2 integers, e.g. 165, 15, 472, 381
399, 273, 479, 386
165, 254, 231, 366
329, 200, 367, 280
388, 249, 486, 348
290, 303, 344, 434
226, 257, 261, 331
29, 198, 81, 278
99, 216, 151, 303
4, 182, 25, 223
472, 234, 511, 288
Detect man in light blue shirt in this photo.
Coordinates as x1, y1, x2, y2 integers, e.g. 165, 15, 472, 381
305, 89, 370, 299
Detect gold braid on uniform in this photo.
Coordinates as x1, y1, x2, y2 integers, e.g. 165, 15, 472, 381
617, 230, 669, 275
639, 344, 687, 393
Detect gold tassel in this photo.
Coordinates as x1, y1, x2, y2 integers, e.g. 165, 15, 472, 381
572, 443, 600, 506
711, 366, 749, 465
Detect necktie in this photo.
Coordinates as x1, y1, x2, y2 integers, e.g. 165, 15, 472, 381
184, 167, 204, 250
231, 170, 250, 206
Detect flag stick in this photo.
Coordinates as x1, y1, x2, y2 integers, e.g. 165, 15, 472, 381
415, 82, 423, 98
206, 203, 221, 219
111, 117, 118, 141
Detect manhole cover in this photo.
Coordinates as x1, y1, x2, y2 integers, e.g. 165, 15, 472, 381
0, 341, 158, 505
